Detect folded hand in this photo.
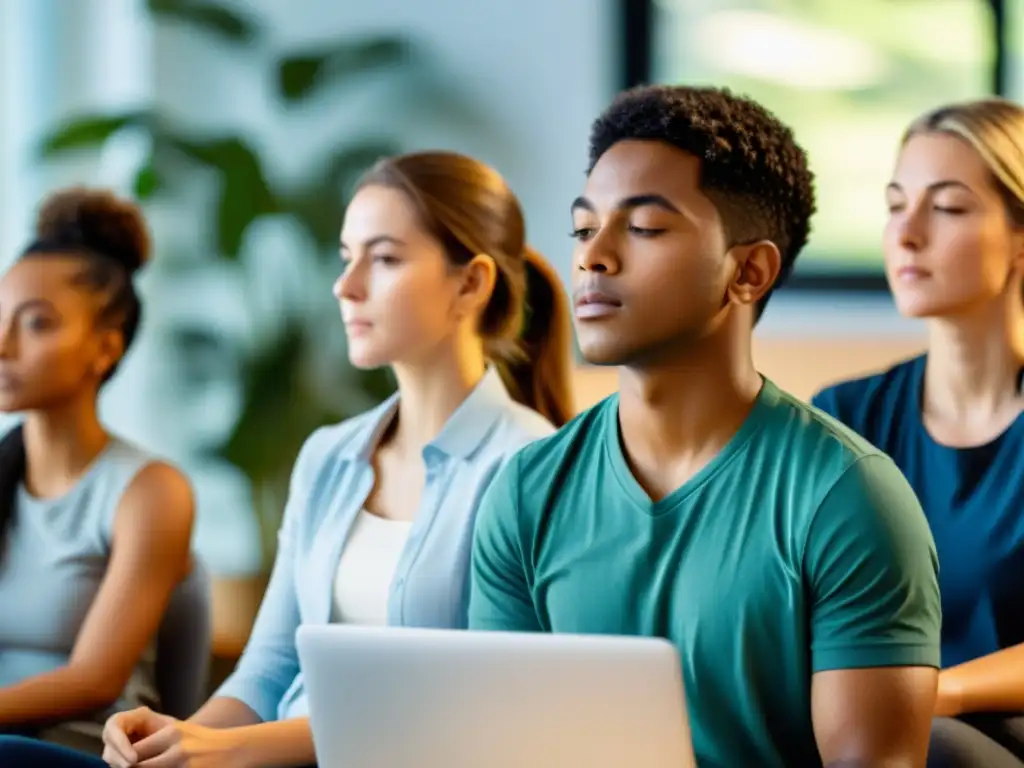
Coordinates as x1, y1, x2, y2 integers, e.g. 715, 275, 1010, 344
101, 707, 176, 767
102, 707, 245, 768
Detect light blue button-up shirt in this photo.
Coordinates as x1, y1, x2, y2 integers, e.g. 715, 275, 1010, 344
215, 368, 555, 721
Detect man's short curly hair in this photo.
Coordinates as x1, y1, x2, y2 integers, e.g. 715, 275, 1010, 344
588, 85, 816, 321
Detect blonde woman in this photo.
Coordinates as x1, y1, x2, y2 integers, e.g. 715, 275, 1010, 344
815, 99, 1024, 766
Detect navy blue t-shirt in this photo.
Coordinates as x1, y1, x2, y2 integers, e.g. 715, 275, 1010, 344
813, 355, 1024, 668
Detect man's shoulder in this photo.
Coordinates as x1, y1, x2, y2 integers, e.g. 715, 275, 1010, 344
761, 384, 931, 560
763, 380, 886, 460
511, 395, 613, 473
498, 396, 614, 505
473, 398, 614, 565
758, 385, 935, 610
753, 381, 910, 512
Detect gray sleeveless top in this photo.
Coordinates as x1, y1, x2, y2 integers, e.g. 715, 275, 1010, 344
0, 437, 160, 732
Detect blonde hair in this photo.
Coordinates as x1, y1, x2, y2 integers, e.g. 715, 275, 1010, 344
903, 98, 1024, 226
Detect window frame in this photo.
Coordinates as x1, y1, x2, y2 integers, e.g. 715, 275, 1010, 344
620, 0, 1012, 296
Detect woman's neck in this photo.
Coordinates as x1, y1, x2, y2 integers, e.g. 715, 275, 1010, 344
22, 394, 109, 499
387, 339, 488, 454
924, 294, 1024, 423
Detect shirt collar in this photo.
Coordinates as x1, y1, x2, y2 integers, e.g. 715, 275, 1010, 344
341, 367, 514, 462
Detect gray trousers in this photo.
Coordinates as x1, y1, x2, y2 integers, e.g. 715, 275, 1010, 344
929, 715, 1024, 767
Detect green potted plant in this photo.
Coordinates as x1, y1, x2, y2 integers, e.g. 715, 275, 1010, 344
37, 0, 412, 653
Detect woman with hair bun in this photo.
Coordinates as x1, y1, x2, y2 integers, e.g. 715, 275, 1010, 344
1, 151, 574, 767
0, 188, 195, 754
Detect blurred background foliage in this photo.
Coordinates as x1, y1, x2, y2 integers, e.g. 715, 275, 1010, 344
38, 0, 408, 568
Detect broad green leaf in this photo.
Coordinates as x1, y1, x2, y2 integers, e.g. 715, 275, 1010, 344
146, 0, 259, 42
170, 137, 278, 257
132, 163, 163, 199
283, 191, 341, 254
276, 37, 410, 102
352, 366, 397, 406
39, 112, 151, 156
214, 325, 340, 481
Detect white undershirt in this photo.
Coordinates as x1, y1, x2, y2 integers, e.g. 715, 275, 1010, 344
331, 510, 414, 625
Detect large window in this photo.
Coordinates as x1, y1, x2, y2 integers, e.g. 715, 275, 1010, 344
1011, 0, 1024, 96
648, 0, 999, 284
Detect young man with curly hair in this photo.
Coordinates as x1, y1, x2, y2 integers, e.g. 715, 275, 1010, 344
469, 85, 942, 767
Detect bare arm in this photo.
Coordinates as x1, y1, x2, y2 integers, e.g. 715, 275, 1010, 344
184, 427, 330, 730
231, 718, 317, 767
937, 642, 1024, 715
127, 715, 316, 768
188, 696, 263, 729
813, 667, 937, 767
804, 457, 942, 767
0, 462, 193, 726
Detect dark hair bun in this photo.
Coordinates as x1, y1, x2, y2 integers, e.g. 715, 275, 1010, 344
35, 186, 151, 275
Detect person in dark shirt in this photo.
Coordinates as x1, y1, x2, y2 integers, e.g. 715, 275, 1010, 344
814, 98, 1024, 767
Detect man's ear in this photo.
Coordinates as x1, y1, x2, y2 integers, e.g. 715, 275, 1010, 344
725, 241, 782, 308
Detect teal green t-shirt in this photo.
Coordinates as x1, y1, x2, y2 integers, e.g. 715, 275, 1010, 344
468, 379, 941, 767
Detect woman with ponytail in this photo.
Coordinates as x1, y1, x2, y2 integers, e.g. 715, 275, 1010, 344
70, 151, 574, 768
0, 188, 194, 755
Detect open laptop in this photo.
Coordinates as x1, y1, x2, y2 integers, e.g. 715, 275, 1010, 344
297, 624, 696, 768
